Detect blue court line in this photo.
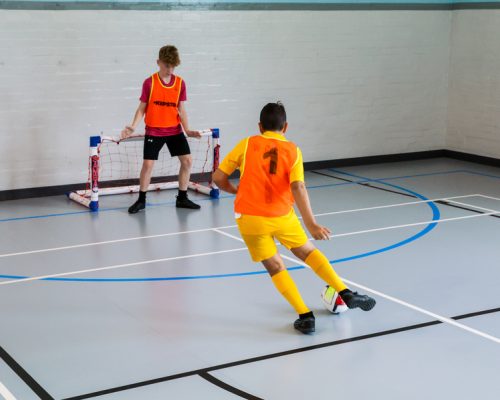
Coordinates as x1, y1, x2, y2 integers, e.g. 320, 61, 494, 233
0, 209, 111, 222
0, 194, 236, 223
0, 266, 307, 282
327, 168, 442, 264
464, 170, 500, 180
0, 169, 475, 223
0, 169, 441, 283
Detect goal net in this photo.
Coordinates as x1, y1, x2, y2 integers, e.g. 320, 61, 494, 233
68, 129, 220, 210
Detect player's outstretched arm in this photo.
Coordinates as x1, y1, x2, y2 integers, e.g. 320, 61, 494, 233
291, 181, 331, 240
121, 102, 147, 138
213, 169, 238, 195
178, 101, 201, 138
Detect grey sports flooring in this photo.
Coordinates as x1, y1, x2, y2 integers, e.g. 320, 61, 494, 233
0, 158, 499, 400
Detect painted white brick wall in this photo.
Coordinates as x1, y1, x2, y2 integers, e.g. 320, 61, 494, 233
0, 10, 451, 190
447, 10, 500, 159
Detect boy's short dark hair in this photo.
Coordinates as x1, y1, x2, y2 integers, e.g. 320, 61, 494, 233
260, 101, 287, 131
158, 45, 181, 67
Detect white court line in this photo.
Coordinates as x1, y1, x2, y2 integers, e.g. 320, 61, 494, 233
212, 229, 500, 344
0, 225, 238, 259
3, 213, 500, 344
282, 254, 500, 344
0, 382, 17, 400
0, 247, 247, 286
446, 200, 499, 214
330, 210, 499, 239
218, 208, 500, 243
313, 194, 481, 218
0, 194, 481, 259
476, 194, 500, 202
212, 229, 243, 242
2, 209, 499, 287
341, 278, 500, 344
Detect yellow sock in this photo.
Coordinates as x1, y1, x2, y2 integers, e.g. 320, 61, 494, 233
271, 270, 310, 315
305, 249, 347, 292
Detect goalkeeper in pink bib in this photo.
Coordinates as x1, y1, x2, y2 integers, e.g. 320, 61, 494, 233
122, 45, 201, 213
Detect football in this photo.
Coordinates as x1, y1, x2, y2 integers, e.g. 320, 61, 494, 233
321, 285, 348, 314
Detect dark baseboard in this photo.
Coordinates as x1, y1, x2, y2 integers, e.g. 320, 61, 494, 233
442, 150, 500, 168
1, 150, 499, 201
0, 172, 211, 202
303, 150, 446, 171
0, 183, 85, 202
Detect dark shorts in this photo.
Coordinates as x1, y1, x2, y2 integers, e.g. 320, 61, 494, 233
143, 134, 191, 160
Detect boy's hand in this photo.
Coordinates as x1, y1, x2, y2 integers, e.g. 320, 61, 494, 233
186, 130, 202, 139
308, 224, 332, 241
121, 125, 134, 139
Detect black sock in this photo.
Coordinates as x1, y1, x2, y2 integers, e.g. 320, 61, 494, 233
299, 311, 315, 320
138, 191, 146, 203
178, 190, 187, 199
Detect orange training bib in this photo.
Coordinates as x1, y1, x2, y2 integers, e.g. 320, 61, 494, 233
144, 73, 183, 128
235, 135, 298, 217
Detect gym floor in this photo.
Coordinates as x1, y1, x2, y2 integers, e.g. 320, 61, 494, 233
0, 158, 499, 400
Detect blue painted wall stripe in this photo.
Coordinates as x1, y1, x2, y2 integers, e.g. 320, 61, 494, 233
2, 1, 500, 12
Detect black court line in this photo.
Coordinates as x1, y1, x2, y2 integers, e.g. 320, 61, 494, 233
0, 345, 55, 400
454, 307, 500, 321
311, 170, 416, 198
436, 200, 500, 219
2, 169, 496, 399
310, 170, 500, 218
63, 306, 500, 400
199, 371, 264, 400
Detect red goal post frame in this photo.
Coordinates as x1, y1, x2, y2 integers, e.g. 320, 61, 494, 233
68, 128, 220, 211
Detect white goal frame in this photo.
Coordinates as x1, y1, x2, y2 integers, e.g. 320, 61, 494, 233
68, 129, 220, 211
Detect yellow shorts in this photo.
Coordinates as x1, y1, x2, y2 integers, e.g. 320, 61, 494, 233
236, 210, 309, 262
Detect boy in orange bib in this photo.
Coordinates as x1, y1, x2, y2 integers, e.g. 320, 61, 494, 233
123, 45, 201, 213
213, 102, 376, 334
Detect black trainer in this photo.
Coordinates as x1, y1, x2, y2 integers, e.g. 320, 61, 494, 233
339, 289, 376, 311
294, 311, 315, 334
128, 200, 145, 214
176, 196, 201, 209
